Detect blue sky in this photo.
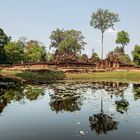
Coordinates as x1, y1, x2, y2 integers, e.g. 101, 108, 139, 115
0, 0, 140, 58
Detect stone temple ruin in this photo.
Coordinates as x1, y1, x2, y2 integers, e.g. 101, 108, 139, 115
49, 51, 137, 72
1, 51, 139, 72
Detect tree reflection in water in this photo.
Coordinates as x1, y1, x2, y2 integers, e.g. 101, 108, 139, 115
115, 85, 129, 114
89, 91, 118, 135
89, 113, 118, 135
102, 82, 129, 114
24, 86, 45, 101
49, 96, 82, 113
133, 84, 140, 100
89, 82, 129, 134
49, 84, 83, 113
0, 84, 45, 114
115, 98, 129, 114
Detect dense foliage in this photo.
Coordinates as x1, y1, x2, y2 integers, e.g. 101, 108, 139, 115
0, 28, 10, 63
25, 40, 47, 63
116, 31, 130, 53
2, 36, 47, 64
132, 45, 140, 65
4, 42, 24, 64
50, 29, 86, 55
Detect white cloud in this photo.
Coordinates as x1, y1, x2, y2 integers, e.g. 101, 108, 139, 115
106, 27, 117, 36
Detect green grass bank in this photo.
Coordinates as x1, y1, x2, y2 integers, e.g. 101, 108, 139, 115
0, 70, 65, 84
0, 70, 140, 84
66, 71, 140, 83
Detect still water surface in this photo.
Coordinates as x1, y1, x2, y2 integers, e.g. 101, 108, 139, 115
0, 81, 140, 140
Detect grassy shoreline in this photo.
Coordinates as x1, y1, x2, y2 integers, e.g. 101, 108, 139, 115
66, 71, 140, 83
0, 70, 65, 84
0, 70, 140, 84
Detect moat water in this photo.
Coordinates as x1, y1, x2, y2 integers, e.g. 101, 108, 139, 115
0, 81, 140, 140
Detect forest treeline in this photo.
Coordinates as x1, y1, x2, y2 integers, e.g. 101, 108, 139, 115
0, 9, 140, 65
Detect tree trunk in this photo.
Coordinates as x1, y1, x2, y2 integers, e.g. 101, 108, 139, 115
101, 32, 104, 59
101, 92, 103, 113
122, 45, 125, 54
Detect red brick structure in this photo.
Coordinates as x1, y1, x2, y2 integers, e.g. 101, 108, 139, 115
1, 52, 140, 72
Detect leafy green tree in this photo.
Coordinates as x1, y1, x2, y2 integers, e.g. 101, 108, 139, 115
50, 28, 64, 49
132, 45, 140, 65
0, 28, 10, 63
25, 40, 47, 63
50, 29, 86, 55
116, 31, 130, 53
4, 42, 25, 64
46, 52, 53, 62
90, 9, 120, 59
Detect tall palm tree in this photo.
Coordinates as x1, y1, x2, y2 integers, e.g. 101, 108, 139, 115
90, 9, 120, 59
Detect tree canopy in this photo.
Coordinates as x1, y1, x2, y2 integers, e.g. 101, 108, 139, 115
132, 45, 140, 65
3, 37, 47, 64
50, 29, 86, 55
90, 9, 120, 59
116, 31, 130, 53
4, 42, 25, 64
90, 9, 119, 33
25, 40, 47, 63
50, 28, 64, 49
0, 28, 10, 63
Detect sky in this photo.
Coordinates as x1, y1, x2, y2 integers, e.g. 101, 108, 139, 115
0, 0, 140, 58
